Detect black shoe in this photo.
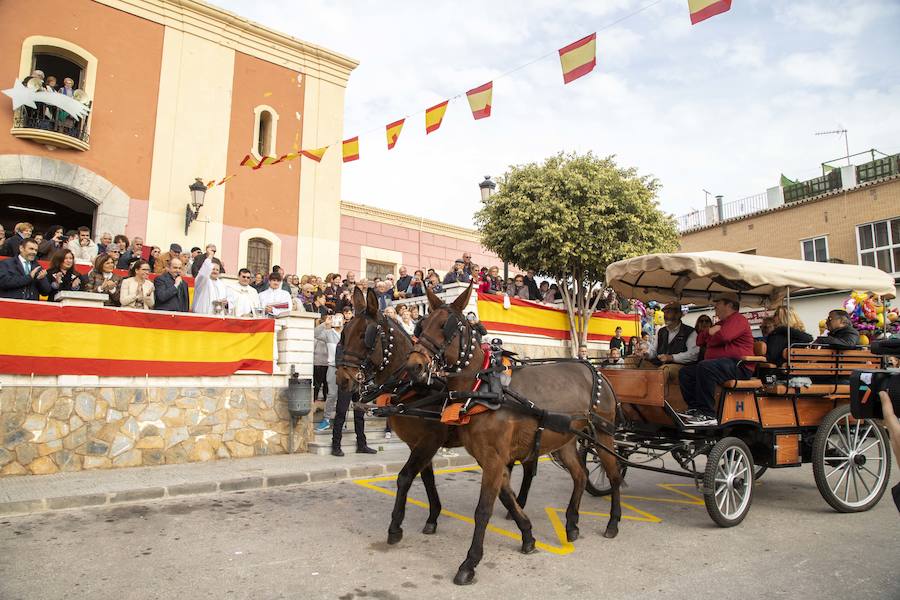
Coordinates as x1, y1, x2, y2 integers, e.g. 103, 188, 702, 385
356, 446, 377, 454
331, 447, 345, 457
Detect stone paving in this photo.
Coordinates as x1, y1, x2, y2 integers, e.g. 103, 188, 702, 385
0, 446, 473, 516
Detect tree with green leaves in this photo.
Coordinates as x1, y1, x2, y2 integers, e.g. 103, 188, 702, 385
475, 151, 678, 355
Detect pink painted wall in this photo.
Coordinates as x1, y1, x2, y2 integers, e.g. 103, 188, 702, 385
339, 215, 500, 277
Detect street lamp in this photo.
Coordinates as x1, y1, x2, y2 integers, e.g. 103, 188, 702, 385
477, 175, 508, 279
185, 177, 207, 236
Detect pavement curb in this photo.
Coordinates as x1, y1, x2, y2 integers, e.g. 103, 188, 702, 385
0, 454, 477, 518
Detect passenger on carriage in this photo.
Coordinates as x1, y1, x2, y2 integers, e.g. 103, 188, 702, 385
813, 310, 860, 348
678, 292, 755, 426
764, 306, 813, 367
644, 303, 699, 381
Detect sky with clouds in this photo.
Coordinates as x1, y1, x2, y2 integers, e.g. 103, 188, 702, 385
214, 0, 900, 228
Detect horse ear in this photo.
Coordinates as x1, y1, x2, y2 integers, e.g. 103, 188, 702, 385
450, 282, 474, 313
352, 286, 366, 315
366, 287, 379, 317
425, 284, 443, 310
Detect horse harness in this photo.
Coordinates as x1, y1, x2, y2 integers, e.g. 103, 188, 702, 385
412, 305, 479, 376
337, 312, 401, 390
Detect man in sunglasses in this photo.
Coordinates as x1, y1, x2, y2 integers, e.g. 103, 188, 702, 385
231, 268, 261, 317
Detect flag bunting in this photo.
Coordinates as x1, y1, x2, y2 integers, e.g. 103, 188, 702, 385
301, 147, 328, 162
386, 118, 405, 149
466, 82, 493, 120
425, 100, 449, 134
342, 137, 360, 162
688, 0, 732, 25
558, 33, 597, 84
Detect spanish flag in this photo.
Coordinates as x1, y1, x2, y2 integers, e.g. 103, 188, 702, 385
558, 33, 596, 84
342, 136, 360, 163
425, 100, 449, 134
239, 154, 259, 168
301, 146, 328, 162
688, 0, 732, 24
466, 82, 492, 120
386, 118, 405, 149
252, 156, 279, 170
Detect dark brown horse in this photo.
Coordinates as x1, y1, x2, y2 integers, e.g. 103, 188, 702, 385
335, 287, 540, 545
406, 284, 622, 585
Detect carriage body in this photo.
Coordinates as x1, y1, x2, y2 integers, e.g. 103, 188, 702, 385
587, 251, 897, 526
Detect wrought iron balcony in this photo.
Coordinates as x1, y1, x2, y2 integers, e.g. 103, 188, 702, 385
10, 105, 91, 151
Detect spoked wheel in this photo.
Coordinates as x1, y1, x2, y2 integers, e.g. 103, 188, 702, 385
578, 438, 627, 497
812, 404, 891, 513
703, 437, 754, 527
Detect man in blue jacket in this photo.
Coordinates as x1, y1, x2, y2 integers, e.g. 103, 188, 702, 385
153, 256, 189, 312
0, 238, 51, 300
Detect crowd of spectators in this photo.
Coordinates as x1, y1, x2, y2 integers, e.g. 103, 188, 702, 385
19, 69, 86, 139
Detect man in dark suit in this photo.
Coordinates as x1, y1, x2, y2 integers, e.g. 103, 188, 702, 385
153, 256, 189, 312
0, 238, 51, 300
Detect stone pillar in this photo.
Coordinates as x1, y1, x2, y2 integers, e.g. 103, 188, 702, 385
276, 311, 317, 377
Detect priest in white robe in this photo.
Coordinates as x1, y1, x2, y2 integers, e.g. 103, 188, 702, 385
230, 268, 261, 317
191, 252, 231, 314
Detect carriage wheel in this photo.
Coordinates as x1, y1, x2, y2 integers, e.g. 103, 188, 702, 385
812, 404, 891, 513
578, 440, 626, 497
703, 437, 754, 527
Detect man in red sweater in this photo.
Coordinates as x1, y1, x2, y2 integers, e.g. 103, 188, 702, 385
678, 292, 755, 425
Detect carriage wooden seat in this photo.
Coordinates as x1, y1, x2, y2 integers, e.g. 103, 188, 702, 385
781, 346, 880, 378
719, 341, 767, 390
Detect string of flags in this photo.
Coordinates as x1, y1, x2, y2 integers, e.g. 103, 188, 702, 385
204, 1, 733, 187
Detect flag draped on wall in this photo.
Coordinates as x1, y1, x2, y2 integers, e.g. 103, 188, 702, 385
386, 118, 405, 149
301, 147, 327, 162
558, 33, 597, 84
342, 137, 360, 162
425, 100, 449, 134
466, 82, 493, 120
688, 0, 732, 25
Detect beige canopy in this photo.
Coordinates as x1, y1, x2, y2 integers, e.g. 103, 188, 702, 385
605, 251, 897, 307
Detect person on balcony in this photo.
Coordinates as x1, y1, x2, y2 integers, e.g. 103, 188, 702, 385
0, 222, 33, 258
506, 274, 531, 300
46, 248, 84, 302
443, 259, 471, 285
120, 260, 155, 310
813, 310, 860, 348
38, 226, 65, 259
0, 238, 51, 301
96, 232, 113, 254
259, 271, 292, 318
118, 237, 144, 270
154, 243, 182, 275
154, 256, 189, 312
85, 253, 122, 306
231, 269, 261, 317
67, 226, 98, 262
395, 266, 413, 297
191, 248, 229, 315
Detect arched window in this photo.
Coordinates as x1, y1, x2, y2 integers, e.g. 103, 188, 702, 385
252, 105, 279, 158
247, 237, 272, 277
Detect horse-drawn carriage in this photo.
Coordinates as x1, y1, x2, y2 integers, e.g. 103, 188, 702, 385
336, 251, 895, 584
583, 251, 896, 526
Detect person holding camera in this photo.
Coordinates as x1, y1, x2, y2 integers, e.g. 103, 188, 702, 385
877, 390, 900, 511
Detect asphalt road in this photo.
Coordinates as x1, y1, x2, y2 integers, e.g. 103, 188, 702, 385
1, 458, 898, 600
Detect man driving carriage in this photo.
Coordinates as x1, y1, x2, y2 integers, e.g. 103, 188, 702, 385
643, 302, 699, 378
677, 292, 754, 426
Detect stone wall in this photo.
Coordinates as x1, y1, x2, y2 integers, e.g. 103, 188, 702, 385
0, 374, 312, 476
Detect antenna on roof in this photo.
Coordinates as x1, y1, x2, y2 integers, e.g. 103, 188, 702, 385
815, 127, 850, 166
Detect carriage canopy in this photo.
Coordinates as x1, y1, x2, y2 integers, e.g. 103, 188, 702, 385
605, 251, 897, 307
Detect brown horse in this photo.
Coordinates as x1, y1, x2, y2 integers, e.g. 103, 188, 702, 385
406, 283, 622, 585
335, 287, 540, 545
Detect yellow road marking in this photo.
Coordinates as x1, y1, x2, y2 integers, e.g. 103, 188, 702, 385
353, 462, 708, 556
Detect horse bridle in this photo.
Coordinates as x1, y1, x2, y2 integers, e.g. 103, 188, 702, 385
337, 313, 396, 390
412, 305, 478, 375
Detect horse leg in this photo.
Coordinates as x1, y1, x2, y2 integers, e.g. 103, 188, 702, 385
453, 458, 505, 586
505, 457, 537, 520
554, 441, 586, 542
597, 432, 622, 539
420, 462, 441, 535
388, 443, 439, 545
497, 470, 536, 554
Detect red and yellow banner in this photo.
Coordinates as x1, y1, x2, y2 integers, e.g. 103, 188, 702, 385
558, 33, 597, 84
477, 292, 640, 342
425, 100, 449, 134
342, 136, 360, 162
386, 118, 405, 149
688, 0, 732, 24
0, 299, 273, 376
466, 81, 493, 120
301, 146, 328, 162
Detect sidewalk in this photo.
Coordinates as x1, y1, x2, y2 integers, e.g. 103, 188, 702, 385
0, 447, 475, 517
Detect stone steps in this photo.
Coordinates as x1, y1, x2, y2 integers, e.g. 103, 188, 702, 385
306, 415, 406, 455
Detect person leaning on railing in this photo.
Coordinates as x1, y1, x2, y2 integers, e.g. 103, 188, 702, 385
120, 260, 155, 310
85, 253, 122, 307
46, 248, 84, 302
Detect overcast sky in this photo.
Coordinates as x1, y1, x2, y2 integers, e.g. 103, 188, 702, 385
214, 0, 900, 228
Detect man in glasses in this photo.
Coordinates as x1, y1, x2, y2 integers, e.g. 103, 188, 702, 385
230, 268, 261, 317
813, 309, 860, 348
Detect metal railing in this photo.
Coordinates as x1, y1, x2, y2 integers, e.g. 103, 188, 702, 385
12, 105, 91, 145
856, 154, 899, 183
676, 192, 769, 232
783, 169, 842, 203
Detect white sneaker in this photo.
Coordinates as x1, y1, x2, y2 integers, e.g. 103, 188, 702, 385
384, 431, 392, 439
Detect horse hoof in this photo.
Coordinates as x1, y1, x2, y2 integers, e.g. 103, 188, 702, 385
453, 569, 476, 586
520, 539, 537, 554
422, 522, 437, 535
387, 530, 403, 545
566, 527, 580, 542
603, 527, 619, 539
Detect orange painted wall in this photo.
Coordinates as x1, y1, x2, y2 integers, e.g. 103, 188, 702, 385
222, 51, 305, 236
0, 0, 164, 200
